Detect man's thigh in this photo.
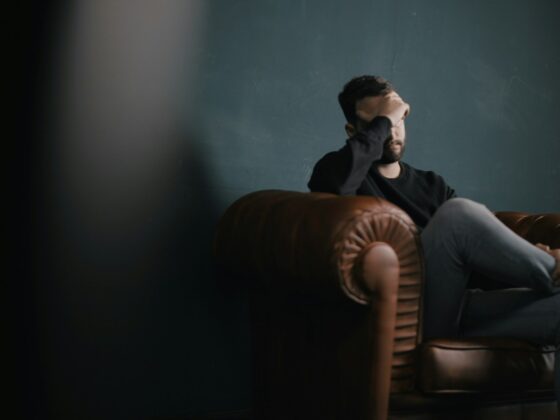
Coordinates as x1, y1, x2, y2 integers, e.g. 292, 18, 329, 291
460, 287, 560, 346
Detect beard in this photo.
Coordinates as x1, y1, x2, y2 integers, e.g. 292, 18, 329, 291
378, 138, 406, 164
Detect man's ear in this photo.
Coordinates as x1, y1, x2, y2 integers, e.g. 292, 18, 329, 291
345, 123, 356, 138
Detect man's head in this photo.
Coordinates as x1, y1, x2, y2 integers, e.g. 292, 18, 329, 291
338, 75, 406, 164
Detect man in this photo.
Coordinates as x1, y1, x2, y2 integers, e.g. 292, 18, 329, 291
308, 75, 560, 406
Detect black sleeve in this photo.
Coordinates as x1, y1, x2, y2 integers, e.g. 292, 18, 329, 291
433, 172, 457, 202
307, 116, 392, 195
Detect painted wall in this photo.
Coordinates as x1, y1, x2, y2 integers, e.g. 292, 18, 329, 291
17, 1, 559, 419
197, 0, 560, 212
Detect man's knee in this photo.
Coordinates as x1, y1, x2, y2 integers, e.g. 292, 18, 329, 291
440, 197, 484, 212
426, 198, 493, 239
435, 198, 489, 222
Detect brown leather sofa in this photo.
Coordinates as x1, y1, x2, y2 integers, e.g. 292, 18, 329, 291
214, 190, 559, 419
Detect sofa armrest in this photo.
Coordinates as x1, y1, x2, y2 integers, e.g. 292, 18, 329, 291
215, 190, 425, 417
495, 212, 560, 248
215, 189, 422, 304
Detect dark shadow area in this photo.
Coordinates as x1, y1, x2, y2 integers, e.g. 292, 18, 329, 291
11, 2, 70, 419
13, 3, 251, 419
22, 129, 251, 419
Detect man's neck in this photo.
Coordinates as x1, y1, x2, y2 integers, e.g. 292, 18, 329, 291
376, 161, 401, 179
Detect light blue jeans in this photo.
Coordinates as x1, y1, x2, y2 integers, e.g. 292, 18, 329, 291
420, 198, 560, 406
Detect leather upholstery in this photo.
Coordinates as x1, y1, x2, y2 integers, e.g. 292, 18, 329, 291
495, 211, 560, 248
215, 190, 422, 303
214, 190, 559, 419
418, 338, 555, 394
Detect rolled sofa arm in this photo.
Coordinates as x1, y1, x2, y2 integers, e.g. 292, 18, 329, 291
496, 212, 560, 248
215, 190, 426, 417
215, 190, 423, 305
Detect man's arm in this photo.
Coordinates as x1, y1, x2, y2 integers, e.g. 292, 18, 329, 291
307, 117, 391, 195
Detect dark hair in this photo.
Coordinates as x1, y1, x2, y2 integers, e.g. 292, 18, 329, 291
338, 75, 393, 124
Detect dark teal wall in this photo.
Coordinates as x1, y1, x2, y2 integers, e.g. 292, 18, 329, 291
196, 0, 560, 213
19, 1, 559, 419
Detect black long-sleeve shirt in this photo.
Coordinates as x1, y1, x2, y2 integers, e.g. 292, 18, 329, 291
308, 116, 456, 229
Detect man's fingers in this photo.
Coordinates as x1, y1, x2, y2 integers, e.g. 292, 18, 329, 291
385, 92, 401, 100
403, 103, 410, 118
536, 243, 551, 252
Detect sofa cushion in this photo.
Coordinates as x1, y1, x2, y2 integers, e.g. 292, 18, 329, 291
417, 338, 556, 394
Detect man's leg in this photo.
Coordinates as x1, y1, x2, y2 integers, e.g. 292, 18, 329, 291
420, 198, 556, 338
420, 197, 559, 408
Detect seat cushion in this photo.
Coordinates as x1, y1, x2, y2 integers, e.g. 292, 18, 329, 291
417, 338, 556, 394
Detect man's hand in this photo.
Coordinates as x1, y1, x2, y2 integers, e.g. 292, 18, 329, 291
536, 243, 560, 286
376, 91, 410, 127
354, 91, 410, 127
